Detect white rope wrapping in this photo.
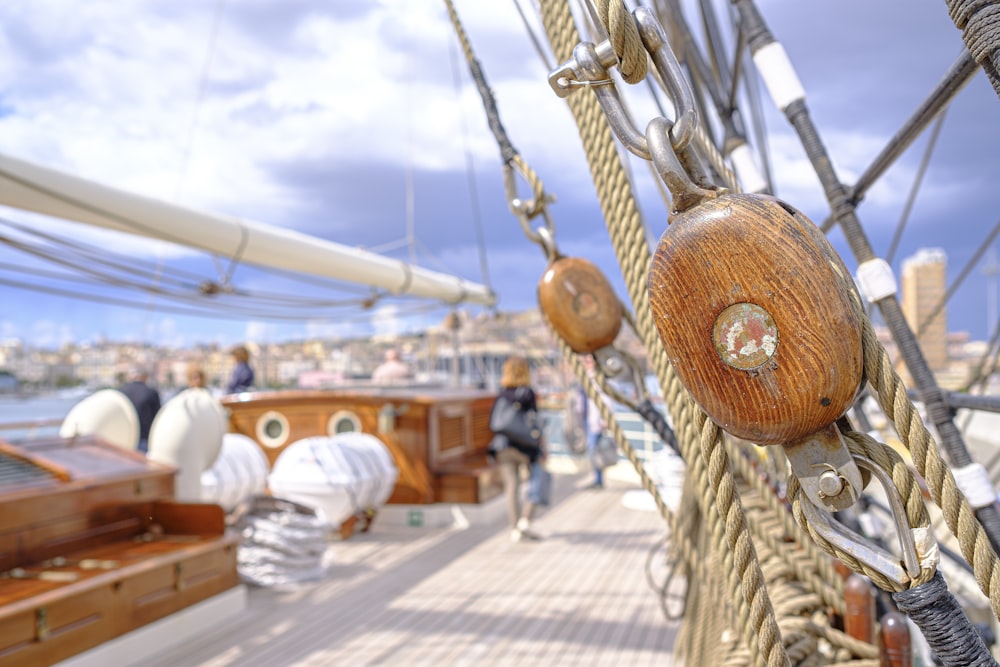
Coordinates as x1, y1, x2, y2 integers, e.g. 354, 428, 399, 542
913, 525, 941, 571
729, 143, 768, 193
951, 462, 997, 508
752, 41, 806, 111
856, 258, 898, 302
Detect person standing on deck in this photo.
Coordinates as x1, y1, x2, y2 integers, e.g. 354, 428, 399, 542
186, 365, 207, 390
372, 349, 412, 383
226, 345, 255, 393
118, 366, 161, 454
488, 356, 544, 542
583, 356, 607, 489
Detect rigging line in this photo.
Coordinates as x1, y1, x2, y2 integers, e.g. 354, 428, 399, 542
0, 216, 210, 286
718, 0, 773, 192
0, 232, 193, 295
727, 21, 746, 115
176, 0, 232, 285
885, 109, 948, 265
447, 23, 493, 296
820, 49, 979, 232
174, 0, 227, 200
960, 315, 1000, 394
443, 0, 518, 165
0, 275, 332, 322
698, 0, 731, 97
1, 238, 383, 309
0, 211, 380, 298
0, 234, 387, 312
916, 217, 1000, 337
0, 264, 403, 322
0, 235, 199, 292
512, 0, 555, 71
219, 218, 249, 287
406, 95, 417, 267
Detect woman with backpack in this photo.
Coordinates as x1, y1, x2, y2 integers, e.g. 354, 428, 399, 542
488, 356, 544, 542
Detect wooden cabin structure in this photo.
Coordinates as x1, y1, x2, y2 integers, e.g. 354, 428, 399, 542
221, 387, 502, 506
0, 436, 240, 667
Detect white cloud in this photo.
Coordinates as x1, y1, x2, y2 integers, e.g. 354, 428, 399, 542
0, 0, 995, 344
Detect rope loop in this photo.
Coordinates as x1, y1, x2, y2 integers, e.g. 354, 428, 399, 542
594, 0, 648, 83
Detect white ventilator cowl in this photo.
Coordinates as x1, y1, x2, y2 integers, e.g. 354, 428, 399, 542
59, 388, 140, 451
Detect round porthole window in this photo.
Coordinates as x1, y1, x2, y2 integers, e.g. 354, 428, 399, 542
255, 411, 290, 448
327, 410, 361, 435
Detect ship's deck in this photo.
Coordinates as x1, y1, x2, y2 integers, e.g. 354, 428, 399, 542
136, 464, 678, 666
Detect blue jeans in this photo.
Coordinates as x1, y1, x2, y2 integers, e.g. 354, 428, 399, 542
587, 432, 603, 485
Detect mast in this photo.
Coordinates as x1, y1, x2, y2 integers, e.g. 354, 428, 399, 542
0, 153, 496, 307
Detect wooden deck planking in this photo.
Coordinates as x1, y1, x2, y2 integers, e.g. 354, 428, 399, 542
141, 467, 678, 666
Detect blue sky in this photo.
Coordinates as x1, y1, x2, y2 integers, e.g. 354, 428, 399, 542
0, 1, 997, 349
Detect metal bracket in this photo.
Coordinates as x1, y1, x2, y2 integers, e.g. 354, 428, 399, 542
593, 346, 649, 409
784, 424, 863, 512
799, 454, 923, 587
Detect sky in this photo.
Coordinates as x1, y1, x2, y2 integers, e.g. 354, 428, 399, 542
0, 0, 997, 349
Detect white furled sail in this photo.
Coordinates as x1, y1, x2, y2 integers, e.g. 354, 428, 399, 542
268, 433, 399, 526
0, 152, 495, 306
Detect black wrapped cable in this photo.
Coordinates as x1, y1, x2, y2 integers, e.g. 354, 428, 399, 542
892, 571, 998, 666
635, 399, 680, 455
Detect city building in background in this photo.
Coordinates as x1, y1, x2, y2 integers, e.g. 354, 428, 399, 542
901, 248, 949, 372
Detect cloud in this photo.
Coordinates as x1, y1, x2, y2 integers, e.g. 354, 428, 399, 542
0, 0, 997, 345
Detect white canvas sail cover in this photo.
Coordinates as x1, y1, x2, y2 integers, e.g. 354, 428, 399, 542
268, 433, 399, 526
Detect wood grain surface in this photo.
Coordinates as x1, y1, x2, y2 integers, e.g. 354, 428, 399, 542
648, 194, 862, 444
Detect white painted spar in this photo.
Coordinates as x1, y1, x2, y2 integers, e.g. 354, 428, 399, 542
0, 152, 496, 306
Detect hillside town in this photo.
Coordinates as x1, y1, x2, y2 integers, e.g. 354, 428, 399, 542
0, 311, 993, 399
0, 308, 650, 396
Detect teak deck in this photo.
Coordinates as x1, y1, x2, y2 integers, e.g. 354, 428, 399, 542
139, 468, 679, 667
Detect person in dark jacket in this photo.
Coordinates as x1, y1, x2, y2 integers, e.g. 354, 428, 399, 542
119, 366, 161, 453
226, 345, 255, 393
489, 356, 543, 542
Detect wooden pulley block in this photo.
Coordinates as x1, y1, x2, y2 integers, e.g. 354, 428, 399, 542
538, 256, 622, 353
648, 194, 863, 444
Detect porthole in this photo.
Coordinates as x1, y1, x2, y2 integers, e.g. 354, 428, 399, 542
255, 410, 290, 449
327, 410, 361, 436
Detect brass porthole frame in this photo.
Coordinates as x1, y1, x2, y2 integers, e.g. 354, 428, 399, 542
327, 410, 361, 435
255, 410, 290, 449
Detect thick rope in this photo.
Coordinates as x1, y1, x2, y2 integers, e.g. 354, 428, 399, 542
861, 312, 1000, 617
945, 0, 1000, 96
535, 3, 789, 663
787, 430, 933, 592
727, 443, 846, 615
593, 0, 648, 83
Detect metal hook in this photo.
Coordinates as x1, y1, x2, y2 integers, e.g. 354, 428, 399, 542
799, 453, 924, 587
547, 8, 697, 154
502, 162, 556, 246
536, 226, 559, 263
593, 346, 649, 409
